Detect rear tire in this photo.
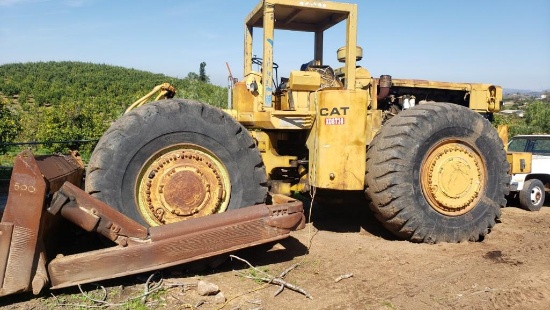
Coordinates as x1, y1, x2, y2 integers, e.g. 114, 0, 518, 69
86, 99, 268, 226
365, 103, 508, 243
519, 179, 545, 211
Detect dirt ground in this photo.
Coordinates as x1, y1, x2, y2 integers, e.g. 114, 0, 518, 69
1, 198, 550, 310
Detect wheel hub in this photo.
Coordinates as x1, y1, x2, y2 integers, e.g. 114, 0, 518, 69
136, 144, 230, 226
421, 140, 486, 216
530, 186, 543, 205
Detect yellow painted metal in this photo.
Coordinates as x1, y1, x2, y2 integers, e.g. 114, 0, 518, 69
391, 79, 502, 112
307, 89, 368, 190
245, 0, 356, 32
250, 131, 298, 176
125, 83, 176, 114
289, 71, 322, 91
270, 110, 316, 129
136, 144, 231, 226
247, 131, 310, 195
507, 152, 532, 174
244, 23, 254, 77
354, 66, 372, 90
344, 7, 357, 90
469, 84, 502, 112
292, 91, 313, 110
497, 125, 509, 151
233, 82, 255, 113
337, 46, 363, 63
262, 2, 275, 108
270, 181, 292, 196
420, 140, 486, 216
366, 110, 382, 145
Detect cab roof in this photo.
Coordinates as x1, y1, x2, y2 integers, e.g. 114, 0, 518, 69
245, 0, 355, 32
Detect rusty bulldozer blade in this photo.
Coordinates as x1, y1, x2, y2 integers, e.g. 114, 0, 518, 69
0, 151, 56, 296
0, 150, 305, 297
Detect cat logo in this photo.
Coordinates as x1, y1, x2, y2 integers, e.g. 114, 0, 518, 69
320, 107, 349, 116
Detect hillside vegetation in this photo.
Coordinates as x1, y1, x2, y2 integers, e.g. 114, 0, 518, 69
0, 61, 227, 161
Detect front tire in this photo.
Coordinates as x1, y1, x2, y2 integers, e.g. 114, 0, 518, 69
86, 99, 268, 226
519, 179, 545, 211
365, 103, 509, 243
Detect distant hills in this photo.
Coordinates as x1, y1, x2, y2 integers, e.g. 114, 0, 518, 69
503, 88, 546, 97
0, 61, 226, 108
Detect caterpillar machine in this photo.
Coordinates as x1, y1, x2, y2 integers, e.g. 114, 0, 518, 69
1, 0, 508, 298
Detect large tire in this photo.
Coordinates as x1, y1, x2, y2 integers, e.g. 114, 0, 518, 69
519, 179, 545, 211
86, 99, 268, 226
365, 103, 509, 243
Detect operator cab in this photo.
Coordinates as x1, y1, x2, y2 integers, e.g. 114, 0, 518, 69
227, 0, 372, 131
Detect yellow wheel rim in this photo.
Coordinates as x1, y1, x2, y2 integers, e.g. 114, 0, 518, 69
420, 140, 486, 216
136, 144, 231, 226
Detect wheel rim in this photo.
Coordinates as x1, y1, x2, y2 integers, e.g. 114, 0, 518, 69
530, 186, 543, 205
136, 144, 231, 226
420, 139, 486, 216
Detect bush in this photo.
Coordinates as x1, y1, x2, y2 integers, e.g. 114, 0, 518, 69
0, 103, 20, 153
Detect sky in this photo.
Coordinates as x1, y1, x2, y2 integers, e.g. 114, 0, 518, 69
0, 0, 549, 91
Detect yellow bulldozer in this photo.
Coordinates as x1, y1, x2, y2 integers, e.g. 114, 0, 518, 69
0, 0, 509, 298
85, 0, 507, 243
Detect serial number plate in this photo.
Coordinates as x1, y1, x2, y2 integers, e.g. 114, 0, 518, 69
325, 117, 345, 125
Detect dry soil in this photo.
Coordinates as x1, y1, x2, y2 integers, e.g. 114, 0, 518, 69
1, 198, 549, 310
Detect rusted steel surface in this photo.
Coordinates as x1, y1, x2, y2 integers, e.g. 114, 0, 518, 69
268, 193, 306, 230
49, 182, 148, 245
0, 150, 47, 297
0, 223, 14, 285
35, 151, 84, 193
149, 200, 303, 241
48, 187, 304, 289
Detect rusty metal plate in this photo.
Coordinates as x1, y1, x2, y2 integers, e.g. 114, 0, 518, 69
48, 201, 304, 289
49, 182, 148, 242
0, 150, 47, 297
0, 222, 14, 285
35, 152, 84, 193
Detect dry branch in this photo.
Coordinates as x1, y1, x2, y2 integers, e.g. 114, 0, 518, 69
230, 255, 313, 299
334, 273, 353, 283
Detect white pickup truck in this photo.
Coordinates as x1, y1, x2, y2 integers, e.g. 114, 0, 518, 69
508, 135, 550, 211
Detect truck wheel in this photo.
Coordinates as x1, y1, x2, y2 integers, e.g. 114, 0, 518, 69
519, 179, 545, 211
86, 99, 268, 226
365, 103, 509, 243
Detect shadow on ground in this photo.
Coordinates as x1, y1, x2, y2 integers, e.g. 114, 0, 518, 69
300, 192, 398, 241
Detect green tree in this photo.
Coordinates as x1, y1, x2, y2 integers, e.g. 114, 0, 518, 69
199, 62, 210, 83
35, 99, 118, 156
524, 101, 550, 134
0, 102, 20, 152
186, 72, 200, 80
